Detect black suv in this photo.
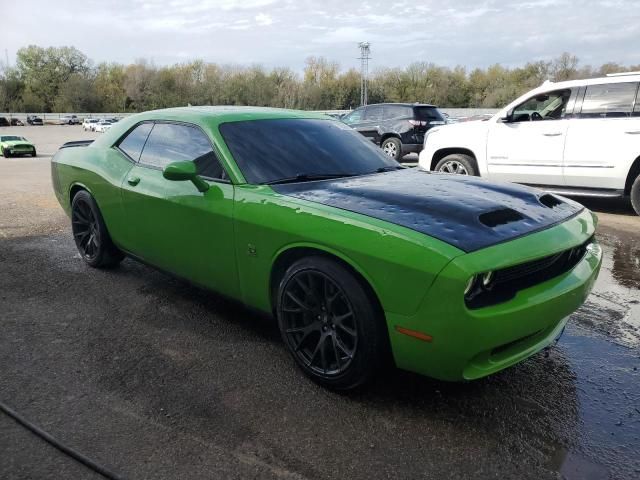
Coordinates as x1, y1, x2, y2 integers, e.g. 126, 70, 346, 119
341, 103, 446, 160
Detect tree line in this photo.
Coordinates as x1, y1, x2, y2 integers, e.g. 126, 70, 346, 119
1, 45, 638, 113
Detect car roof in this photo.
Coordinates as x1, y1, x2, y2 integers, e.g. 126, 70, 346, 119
363, 102, 437, 108
125, 106, 330, 125
536, 73, 640, 91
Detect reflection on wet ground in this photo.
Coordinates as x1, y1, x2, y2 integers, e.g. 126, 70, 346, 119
557, 222, 640, 478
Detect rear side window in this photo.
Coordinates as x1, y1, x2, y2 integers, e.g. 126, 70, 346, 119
580, 82, 638, 118
139, 123, 225, 179
384, 105, 413, 119
414, 106, 444, 121
118, 123, 153, 161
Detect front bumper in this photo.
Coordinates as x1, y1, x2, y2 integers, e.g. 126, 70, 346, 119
386, 209, 602, 381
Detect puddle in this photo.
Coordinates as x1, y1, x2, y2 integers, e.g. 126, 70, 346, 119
570, 229, 640, 347
558, 324, 640, 478
555, 224, 640, 478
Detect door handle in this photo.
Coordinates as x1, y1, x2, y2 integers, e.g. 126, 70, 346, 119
127, 176, 140, 186
542, 132, 563, 137
624, 130, 640, 135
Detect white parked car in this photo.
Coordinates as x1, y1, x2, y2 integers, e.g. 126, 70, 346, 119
94, 119, 113, 133
83, 118, 99, 131
419, 72, 640, 215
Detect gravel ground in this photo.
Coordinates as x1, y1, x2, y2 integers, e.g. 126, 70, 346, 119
1, 125, 639, 480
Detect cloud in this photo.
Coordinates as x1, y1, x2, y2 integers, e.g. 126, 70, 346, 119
255, 13, 274, 26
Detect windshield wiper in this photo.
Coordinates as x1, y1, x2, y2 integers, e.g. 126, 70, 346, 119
263, 173, 357, 185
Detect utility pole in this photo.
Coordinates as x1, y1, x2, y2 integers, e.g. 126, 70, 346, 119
358, 42, 371, 106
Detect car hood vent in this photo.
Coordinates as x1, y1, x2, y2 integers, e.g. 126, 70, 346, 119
539, 194, 564, 209
479, 208, 525, 227
271, 169, 584, 252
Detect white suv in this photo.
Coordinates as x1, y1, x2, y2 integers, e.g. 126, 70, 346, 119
419, 72, 640, 215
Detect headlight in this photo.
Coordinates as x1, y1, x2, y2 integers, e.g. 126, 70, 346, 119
464, 276, 476, 295
481, 271, 494, 287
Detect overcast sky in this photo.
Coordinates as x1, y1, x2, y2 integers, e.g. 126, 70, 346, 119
4, 0, 640, 72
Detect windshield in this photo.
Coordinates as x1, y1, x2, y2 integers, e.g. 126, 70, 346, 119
1, 136, 22, 142
219, 118, 399, 184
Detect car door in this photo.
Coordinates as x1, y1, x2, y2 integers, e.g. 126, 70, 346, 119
357, 105, 385, 144
563, 81, 640, 190
118, 121, 239, 299
486, 89, 573, 186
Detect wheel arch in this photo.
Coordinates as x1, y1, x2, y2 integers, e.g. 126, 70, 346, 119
69, 183, 93, 206
430, 147, 479, 173
624, 155, 640, 195
269, 244, 385, 321
379, 133, 402, 145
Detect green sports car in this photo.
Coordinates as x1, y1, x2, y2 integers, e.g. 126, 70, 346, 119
1, 135, 37, 157
51, 107, 602, 390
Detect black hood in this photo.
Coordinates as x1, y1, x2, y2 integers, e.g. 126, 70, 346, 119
271, 169, 583, 252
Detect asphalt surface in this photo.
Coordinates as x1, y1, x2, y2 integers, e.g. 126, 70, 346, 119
1, 126, 639, 479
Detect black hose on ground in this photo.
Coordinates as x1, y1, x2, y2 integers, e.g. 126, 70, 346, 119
0, 400, 125, 480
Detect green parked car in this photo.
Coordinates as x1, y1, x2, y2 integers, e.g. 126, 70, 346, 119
1, 135, 37, 157
51, 107, 602, 390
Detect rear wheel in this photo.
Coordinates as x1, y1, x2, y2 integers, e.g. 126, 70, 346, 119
435, 153, 477, 176
277, 256, 388, 390
631, 174, 640, 216
71, 190, 124, 268
381, 137, 402, 161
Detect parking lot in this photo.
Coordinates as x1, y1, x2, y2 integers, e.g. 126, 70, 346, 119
1, 125, 639, 479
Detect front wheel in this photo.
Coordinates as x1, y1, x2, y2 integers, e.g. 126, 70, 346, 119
631, 174, 640, 216
434, 153, 478, 176
277, 256, 388, 390
381, 137, 402, 161
71, 190, 124, 268
2, 148, 10, 158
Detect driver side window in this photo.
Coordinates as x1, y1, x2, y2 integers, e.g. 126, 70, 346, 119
139, 122, 227, 180
511, 89, 572, 122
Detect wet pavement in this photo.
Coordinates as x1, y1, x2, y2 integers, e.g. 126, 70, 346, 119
0, 128, 639, 479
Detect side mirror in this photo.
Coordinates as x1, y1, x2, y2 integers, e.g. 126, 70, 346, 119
499, 110, 513, 123
162, 161, 209, 192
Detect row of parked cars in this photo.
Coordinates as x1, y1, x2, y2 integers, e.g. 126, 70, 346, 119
342, 72, 640, 215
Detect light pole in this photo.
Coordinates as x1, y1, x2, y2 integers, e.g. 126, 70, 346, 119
358, 42, 371, 106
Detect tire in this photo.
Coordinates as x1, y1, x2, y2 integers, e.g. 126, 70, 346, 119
3, 148, 10, 158
381, 137, 402, 161
631, 174, 640, 216
31, 149, 37, 157
276, 256, 388, 390
71, 190, 124, 268
434, 153, 478, 176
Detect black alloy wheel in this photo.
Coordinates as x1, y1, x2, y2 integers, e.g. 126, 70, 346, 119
277, 256, 388, 390
71, 190, 124, 268
281, 270, 358, 376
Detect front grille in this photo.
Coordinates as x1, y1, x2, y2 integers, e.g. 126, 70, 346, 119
466, 236, 593, 309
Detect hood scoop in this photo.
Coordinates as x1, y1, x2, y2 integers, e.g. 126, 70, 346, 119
479, 208, 525, 228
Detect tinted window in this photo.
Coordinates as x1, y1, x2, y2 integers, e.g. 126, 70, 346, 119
364, 105, 384, 121
139, 123, 224, 179
384, 105, 413, 119
414, 106, 445, 121
219, 118, 398, 184
512, 89, 571, 122
118, 123, 153, 161
580, 82, 637, 118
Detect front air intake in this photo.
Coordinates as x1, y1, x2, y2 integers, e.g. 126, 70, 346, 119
478, 208, 524, 227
